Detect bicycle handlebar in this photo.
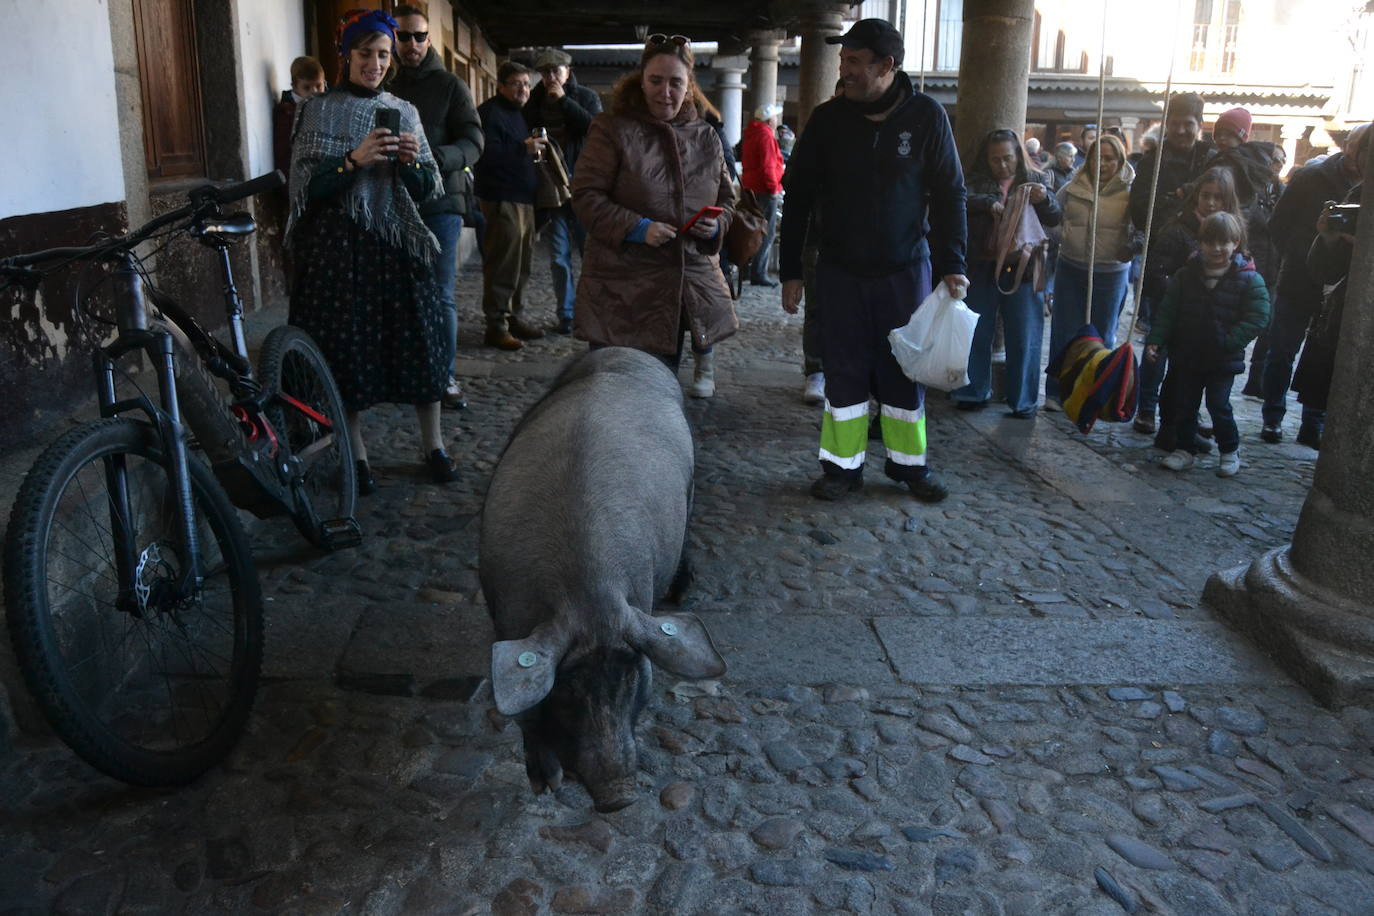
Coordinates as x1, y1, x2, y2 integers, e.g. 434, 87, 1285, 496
1, 170, 286, 269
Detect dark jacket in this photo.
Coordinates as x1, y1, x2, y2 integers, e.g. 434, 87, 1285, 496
572, 94, 737, 356
1267, 152, 1357, 312
272, 90, 298, 181
1143, 210, 1202, 304
389, 48, 484, 218
475, 95, 537, 205
523, 72, 602, 175
703, 111, 737, 181
964, 169, 1062, 264
1292, 182, 1359, 409
1129, 138, 1215, 235
780, 71, 968, 281
1048, 162, 1075, 193
1148, 251, 1270, 374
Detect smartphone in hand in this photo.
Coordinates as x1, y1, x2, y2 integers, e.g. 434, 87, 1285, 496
681, 205, 723, 233
374, 107, 401, 160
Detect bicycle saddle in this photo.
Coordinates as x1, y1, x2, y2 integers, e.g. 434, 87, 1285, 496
193, 212, 257, 241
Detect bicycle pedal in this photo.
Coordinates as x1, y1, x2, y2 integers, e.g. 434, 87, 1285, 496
319, 517, 363, 551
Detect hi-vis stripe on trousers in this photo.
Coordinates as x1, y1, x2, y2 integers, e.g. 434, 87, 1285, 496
815, 259, 932, 481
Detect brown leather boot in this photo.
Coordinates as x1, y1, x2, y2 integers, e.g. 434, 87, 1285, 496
509, 317, 546, 340
484, 327, 523, 350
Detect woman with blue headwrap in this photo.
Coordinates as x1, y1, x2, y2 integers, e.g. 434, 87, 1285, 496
287, 9, 456, 491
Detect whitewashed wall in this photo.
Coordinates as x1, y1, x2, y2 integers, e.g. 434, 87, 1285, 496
235, 0, 309, 178
0, 0, 124, 219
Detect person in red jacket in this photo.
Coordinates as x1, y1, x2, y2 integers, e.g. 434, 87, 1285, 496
272, 57, 326, 186
742, 103, 785, 287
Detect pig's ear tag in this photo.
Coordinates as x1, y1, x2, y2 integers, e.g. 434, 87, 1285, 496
633, 612, 727, 679
492, 628, 564, 716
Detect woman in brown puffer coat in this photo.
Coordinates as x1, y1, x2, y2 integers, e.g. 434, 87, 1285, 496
571, 35, 737, 389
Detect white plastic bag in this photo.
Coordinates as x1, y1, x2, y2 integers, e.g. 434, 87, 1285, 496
888, 284, 980, 390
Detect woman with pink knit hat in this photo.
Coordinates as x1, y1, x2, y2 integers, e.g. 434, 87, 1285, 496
1213, 108, 1252, 151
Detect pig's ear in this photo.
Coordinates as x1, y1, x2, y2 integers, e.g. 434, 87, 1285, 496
491, 623, 569, 716
630, 612, 726, 679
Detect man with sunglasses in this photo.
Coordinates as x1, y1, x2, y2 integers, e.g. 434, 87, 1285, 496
780, 18, 968, 504
390, 5, 484, 410
523, 48, 603, 336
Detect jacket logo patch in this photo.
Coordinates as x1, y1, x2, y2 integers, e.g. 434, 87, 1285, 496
897, 131, 912, 158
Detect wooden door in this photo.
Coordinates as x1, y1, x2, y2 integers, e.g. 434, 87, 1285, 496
133, 0, 206, 180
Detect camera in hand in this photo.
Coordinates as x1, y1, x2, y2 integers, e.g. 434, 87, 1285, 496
374, 107, 401, 160
1325, 202, 1360, 234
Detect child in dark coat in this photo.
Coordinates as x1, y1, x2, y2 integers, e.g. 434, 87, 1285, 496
1145, 211, 1270, 477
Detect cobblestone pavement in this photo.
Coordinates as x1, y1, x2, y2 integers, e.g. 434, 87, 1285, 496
3, 247, 1373, 915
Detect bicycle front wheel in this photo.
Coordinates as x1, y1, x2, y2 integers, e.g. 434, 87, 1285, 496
258, 325, 356, 547
3, 418, 263, 785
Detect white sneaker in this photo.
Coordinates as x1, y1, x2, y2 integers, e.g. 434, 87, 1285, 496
1043, 397, 1062, 412
803, 372, 825, 405
1161, 449, 1195, 471
1217, 451, 1241, 477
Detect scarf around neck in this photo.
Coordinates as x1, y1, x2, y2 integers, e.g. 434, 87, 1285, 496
286, 86, 440, 263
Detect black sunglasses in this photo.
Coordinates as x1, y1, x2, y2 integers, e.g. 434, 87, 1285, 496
646, 33, 691, 47
396, 30, 428, 43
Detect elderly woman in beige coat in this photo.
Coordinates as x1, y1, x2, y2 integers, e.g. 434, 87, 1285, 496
571, 35, 737, 395
1045, 133, 1141, 404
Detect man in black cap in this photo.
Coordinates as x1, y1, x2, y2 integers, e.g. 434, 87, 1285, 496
524, 47, 603, 335
780, 17, 968, 504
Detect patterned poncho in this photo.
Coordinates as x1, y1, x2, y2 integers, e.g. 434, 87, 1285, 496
286, 86, 440, 263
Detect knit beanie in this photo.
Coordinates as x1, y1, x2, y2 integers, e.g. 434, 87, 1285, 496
1215, 108, 1252, 141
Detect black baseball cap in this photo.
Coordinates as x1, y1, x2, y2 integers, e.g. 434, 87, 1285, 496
826, 18, 904, 66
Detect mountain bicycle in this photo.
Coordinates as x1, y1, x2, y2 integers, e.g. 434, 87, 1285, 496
1, 170, 358, 785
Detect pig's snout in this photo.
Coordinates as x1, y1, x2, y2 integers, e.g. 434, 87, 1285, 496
590, 777, 639, 813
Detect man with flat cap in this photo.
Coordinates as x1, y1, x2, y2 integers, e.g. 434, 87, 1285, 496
523, 47, 603, 335
780, 18, 968, 503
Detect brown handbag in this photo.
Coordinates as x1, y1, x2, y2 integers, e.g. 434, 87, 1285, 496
727, 189, 768, 266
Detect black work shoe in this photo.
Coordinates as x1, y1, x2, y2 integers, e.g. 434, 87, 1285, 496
1008, 407, 1035, 419
954, 399, 988, 411
356, 460, 377, 496
425, 449, 458, 484
810, 473, 863, 501
555, 316, 574, 335
1260, 424, 1283, 444
1296, 423, 1322, 450
905, 471, 949, 504
751, 276, 779, 288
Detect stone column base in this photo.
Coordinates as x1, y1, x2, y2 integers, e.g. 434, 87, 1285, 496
1204, 546, 1374, 707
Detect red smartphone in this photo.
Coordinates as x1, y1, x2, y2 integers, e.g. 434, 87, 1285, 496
680, 205, 723, 233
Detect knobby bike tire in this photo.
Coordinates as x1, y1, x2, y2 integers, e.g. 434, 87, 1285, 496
2, 418, 263, 786
257, 325, 357, 547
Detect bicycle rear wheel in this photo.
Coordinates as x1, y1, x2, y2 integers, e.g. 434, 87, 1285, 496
258, 325, 356, 547
3, 418, 263, 785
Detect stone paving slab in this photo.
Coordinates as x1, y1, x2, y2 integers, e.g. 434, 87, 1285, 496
875, 617, 1289, 687
700, 612, 899, 688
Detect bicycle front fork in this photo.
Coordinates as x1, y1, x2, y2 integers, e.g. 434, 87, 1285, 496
97, 266, 205, 611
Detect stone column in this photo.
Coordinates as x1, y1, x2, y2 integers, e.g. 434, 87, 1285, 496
712, 56, 749, 149
1204, 140, 1374, 706
953, 0, 1036, 167
796, 4, 849, 132
747, 29, 787, 128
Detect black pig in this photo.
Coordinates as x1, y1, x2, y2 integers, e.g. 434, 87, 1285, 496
481, 347, 725, 812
